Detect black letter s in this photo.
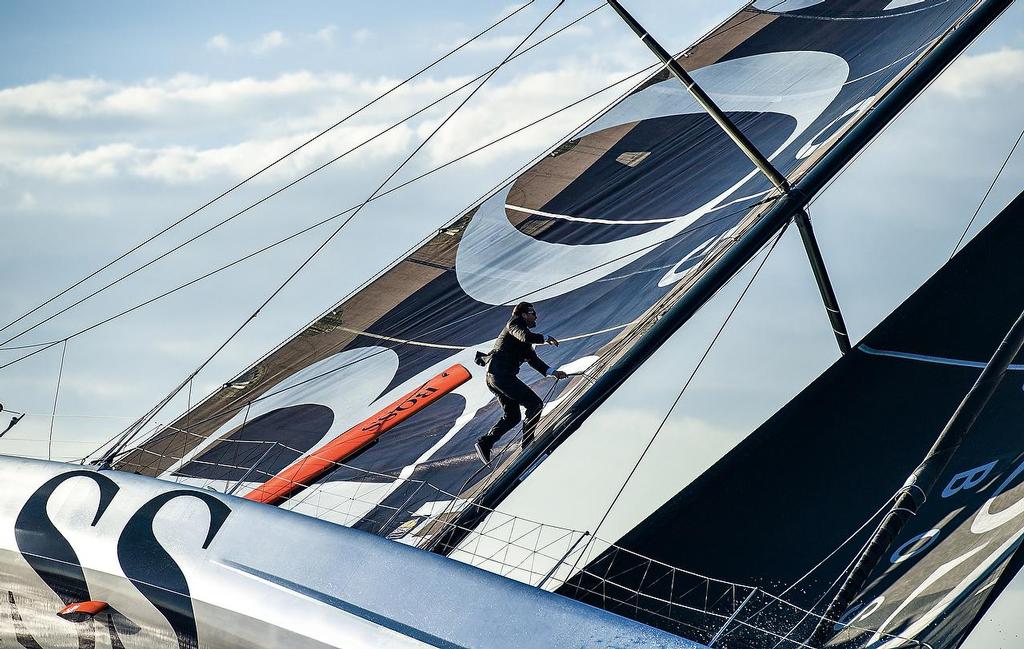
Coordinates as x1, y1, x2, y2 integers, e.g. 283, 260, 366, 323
116, 490, 230, 649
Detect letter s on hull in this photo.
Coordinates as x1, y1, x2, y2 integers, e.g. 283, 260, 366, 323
15, 470, 120, 606
116, 490, 230, 649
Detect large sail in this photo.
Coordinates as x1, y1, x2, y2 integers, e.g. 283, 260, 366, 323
113, 0, 993, 543
561, 190, 1024, 647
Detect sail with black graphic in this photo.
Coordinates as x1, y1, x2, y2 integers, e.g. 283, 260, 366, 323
560, 190, 1024, 648
109, 0, 1004, 548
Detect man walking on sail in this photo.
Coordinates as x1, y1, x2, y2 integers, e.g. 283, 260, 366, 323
475, 302, 566, 464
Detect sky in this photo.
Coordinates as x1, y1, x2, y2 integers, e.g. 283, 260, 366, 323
1, 0, 1023, 646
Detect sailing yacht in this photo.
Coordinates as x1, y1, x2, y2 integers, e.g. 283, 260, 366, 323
1, 0, 1022, 647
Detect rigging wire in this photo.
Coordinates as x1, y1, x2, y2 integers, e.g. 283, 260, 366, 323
48, 340, 68, 462
949, 125, 1024, 258
0, 3, 605, 351
564, 220, 790, 578
0, 0, 541, 340
98, 0, 570, 466
0, 59, 661, 359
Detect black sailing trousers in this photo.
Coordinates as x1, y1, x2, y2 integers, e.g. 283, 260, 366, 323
482, 372, 544, 444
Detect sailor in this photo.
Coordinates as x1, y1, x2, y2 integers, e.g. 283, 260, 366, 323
474, 302, 566, 464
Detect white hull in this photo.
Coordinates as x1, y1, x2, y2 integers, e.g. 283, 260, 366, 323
0, 455, 703, 649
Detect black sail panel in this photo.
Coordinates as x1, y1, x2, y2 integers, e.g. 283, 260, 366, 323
561, 191, 1024, 648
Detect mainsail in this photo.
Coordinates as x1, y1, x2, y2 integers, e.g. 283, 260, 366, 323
561, 190, 1024, 647
111, 0, 1001, 550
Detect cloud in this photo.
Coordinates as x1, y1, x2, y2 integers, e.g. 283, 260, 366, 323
933, 48, 1024, 98
6, 123, 417, 184
352, 28, 372, 45
17, 142, 138, 181
313, 25, 337, 44
0, 53, 647, 186
0, 72, 351, 120
206, 34, 231, 52
253, 30, 286, 54
16, 192, 36, 210
443, 23, 593, 54
0, 77, 112, 118
498, 2, 529, 17
415, 63, 648, 165
206, 31, 290, 55
457, 34, 525, 53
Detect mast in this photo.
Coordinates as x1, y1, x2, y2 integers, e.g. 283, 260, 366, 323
427, 0, 1014, 557
795, 209, 852, 354
809, 306, 1024, 647
604, 0, 790, 192
609, 0, 854, 356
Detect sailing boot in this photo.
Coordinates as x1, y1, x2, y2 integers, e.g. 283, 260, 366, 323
474, 436, 494, 464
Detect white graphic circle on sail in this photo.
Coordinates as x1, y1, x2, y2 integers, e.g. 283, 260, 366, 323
456, 51, 849, 305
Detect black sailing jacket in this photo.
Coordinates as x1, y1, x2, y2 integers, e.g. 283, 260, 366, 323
482, 316, 550, 377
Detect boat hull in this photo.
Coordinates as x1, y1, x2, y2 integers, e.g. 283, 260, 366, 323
0, 455, 702, 649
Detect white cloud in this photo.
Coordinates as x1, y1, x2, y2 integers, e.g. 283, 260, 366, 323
498, 2, 528, 17
459, 34, 524, 53
439, 21, 592, 54
17, 143, 138, 181
253, 30, 286, 54
352, 28, 372, 45
206, 30, 289, 55
6, 123, 417, 184
0, 77, 112, 118
0, 72, 349, 120
206, 33, 231, 52
313, 25, 337, 44
0, 55, 646, 186
934, 48, 1024, 98
16, 192, 36, 210
416, 63, 646, 165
